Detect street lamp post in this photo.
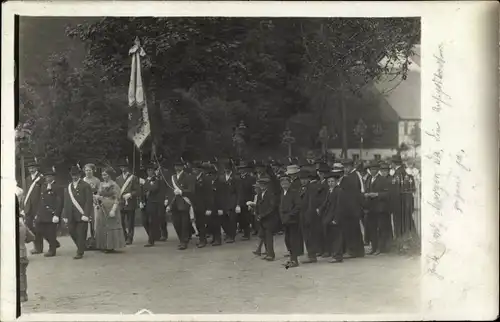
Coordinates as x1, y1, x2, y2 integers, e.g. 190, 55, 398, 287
281, 128, 295, 158
354, 118, 367, 160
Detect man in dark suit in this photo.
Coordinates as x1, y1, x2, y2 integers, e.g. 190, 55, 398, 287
390, 154, 416, 238
279, 175, 302, 268
191, 162, 215, 248
315, 162, 332, 257
155, 161, 170, 241
115, 160, 141, 245
236, 161, 256, 240
23, 160, 44, 254
166, 160, 195, 250
35, 166, 63, 257
322, 167, 348, 263
141, 163, 163, 247
62, 166, 93, 259
364, 162, 393, 254
214, 160, 239, 244
339, 159, 365, 258
363, 161, 380, 248
299, 170, 320, 263
255, 177, 277, 261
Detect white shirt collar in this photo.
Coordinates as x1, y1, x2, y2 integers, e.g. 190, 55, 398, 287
176, 171, 183, 179
31, 172, 39, 179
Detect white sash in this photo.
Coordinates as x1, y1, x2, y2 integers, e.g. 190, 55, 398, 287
24, 175, 42, 207
171, 175, 195, 219
120, 174, 134, 195
68, 183, 85, 215
355, 171, 365, 193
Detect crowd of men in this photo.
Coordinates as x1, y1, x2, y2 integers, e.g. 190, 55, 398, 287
18, 151, 417, 268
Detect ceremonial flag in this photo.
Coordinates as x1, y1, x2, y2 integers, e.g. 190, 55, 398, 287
127, 37, 151, 149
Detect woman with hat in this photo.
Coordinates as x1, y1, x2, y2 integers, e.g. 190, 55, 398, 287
83, 163, 101, 250
93, 167, 126, 253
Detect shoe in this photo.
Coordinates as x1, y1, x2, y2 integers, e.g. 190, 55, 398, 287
226, 238, 235, 244
264, 256, 275, 261
302, 257, 318, 264
30, 249, 42, 255
178, 244, 187, 250
73, 254, 83, 260
284, 253, 290, 258
252, 250, 262, 256
144, 243, 154, 247
285, 261, 299, 268
159, 236, 167, 242
43, 252, 56, 257
197, 242, 207, 248
321, 253, 332, 258
125, 239, 132, 245
212, 241, 222, 246
56, 241, 61, 248
252, 231, 258, 236
241, 235, 250, 241
329, 258, 344, 263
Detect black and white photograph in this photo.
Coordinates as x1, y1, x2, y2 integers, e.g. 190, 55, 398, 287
1, 1, 497, 321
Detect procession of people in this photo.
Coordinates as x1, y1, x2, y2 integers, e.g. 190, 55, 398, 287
17, 151, 417, 270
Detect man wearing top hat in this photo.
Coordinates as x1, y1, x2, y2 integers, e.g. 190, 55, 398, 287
321, 166, 348, 263
191, 161, 215, 248
255, 177, 277, 261
140, 162, 163, 247
166, 159, 196, 250
34, 166, 63, 257
23, 160, 44, 254
213, 159, 240, 244
62, 166, 93, 259
236, 161, 256, 240
115, 159, 141, 245
279, 175, 302, 268
364, 162, 393, 254
390, 154, 415, 238
339, 158, 366, 258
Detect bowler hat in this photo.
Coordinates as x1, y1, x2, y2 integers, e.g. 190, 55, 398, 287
173, 159, 185, 167
279, 175, 291, 182
144, 162, 157, 170
317, 163, 331, 173
256, 177, 271, 185
379, 162, 390, 170
368, 161, 381, 169
43, 166, 56, 176
26, 160, 40, 168
391, 154, 403, 164
341, 159, 354, 166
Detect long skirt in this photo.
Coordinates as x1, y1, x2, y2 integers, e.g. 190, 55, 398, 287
95, 200, 126, 251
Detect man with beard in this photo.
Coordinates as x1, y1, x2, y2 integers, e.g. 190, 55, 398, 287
339, 159, 366, 258
23, 160, 44, 254
35, 166, 63, 257
166, 160, 195, 250
364, 162, 393, 254
191, 162, 214, 248
236, 161, 256, 240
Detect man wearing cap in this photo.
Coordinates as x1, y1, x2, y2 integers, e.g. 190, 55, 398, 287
166, 160, 196, 250
255, 177, 277, 261
339, 159, 365, 258
141, 163, 162, 247
34, 166, 63, 257
390, 154, 415, 238
116, 160, 141, 245
23, 160, 44, 254
213, 159, 240, 244
236, 161, 256, 240
191, 162, 215, 248
62, 166, 93, 259
364, 162, 393, 254
321, 167, 348, 263
279, 175, 302, 268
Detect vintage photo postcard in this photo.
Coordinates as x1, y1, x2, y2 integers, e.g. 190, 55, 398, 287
1, 1, 498, 321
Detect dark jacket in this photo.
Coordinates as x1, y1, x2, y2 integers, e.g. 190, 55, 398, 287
167, 171, 195, 212
24, 172, 43, 217
256, 189, 276, 227
36, 181, 63, 223
321, 185, 347, 225
279, 188, 301, 225
142, 176, 163, 203
339, 171, 364, 217
214, 173, 239, 212
299, 183, 315, 226
365, 175, 392, 213
116, 173, 141, 211
193, 174, 215, 212
236, 174, 256, 207
62, 180, 93, 223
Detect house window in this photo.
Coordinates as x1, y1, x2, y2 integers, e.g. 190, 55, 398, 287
374, 154, 381, 161
404, 121, 409, 135
352, 154, 360, 161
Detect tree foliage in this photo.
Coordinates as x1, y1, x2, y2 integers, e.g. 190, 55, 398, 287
20, 17, 420, 164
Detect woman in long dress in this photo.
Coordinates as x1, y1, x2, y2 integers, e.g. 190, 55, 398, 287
94, 167, 126, 253
83, 164, 101, 248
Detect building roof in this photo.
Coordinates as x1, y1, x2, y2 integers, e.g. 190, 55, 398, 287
373, 46, 421, 120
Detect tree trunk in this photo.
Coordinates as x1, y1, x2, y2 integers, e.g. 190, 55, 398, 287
340, 84, 348, 158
